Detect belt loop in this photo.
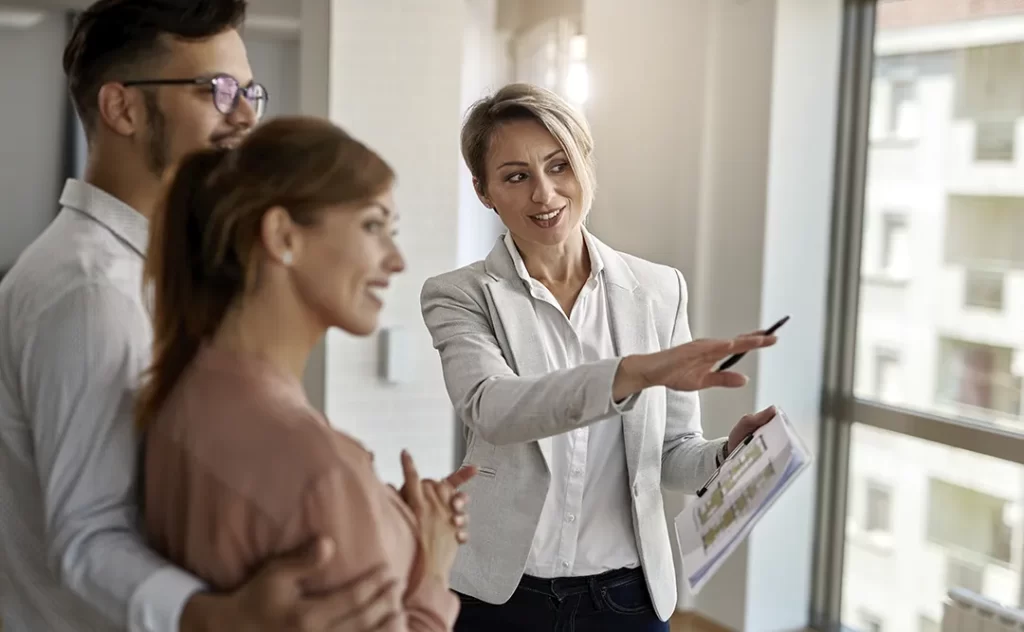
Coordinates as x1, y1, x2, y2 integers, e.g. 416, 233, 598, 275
587, 576, 604, 610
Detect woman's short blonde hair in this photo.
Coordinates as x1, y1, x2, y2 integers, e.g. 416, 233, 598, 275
461, 83, 596, 213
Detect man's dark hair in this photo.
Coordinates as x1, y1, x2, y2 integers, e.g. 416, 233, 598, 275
63, 0, 247, 135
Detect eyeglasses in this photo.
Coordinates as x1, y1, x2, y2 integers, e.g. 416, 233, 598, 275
121, 74, 269, 120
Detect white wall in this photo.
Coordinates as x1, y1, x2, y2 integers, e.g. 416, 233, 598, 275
314, 0, 467, 486
244, 33, 299, 120
584, 0, 841, 628
0, 11, 67, 271
458, 0, 509, 267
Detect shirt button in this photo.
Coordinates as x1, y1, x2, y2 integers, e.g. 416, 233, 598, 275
572, 468, 583, 476
561, 560, 570, 569
567, 514, 576, 523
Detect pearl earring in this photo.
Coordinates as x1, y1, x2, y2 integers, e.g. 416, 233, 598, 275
282, 251, 293, 266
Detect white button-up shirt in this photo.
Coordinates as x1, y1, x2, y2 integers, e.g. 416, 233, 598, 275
0, 180, 202, 631
503, 230, 640, 578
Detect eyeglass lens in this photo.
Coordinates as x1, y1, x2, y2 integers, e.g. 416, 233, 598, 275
211, 75, 267, 119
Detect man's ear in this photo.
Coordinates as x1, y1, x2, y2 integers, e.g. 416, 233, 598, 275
97, 82, 144, 137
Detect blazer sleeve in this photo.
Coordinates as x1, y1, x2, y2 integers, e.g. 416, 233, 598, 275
660, 269, 726, 491
303, 463, 460, 632
420, 276, 634, 445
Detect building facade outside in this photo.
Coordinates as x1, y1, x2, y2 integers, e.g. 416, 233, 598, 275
843, 1, 1024, 630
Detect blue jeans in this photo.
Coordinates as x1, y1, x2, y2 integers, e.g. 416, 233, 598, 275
454, 567, 669, 632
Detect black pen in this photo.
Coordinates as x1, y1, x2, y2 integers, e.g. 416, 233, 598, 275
696, 433, 755, 497
715, 315, 790, 373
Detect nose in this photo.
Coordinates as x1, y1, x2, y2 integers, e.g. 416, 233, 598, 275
228, 96, 258, 130
531, 173, 557, 206
384, 241, 406, 274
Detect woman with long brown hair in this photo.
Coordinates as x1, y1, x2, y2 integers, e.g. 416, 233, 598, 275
138, 116, 463, 631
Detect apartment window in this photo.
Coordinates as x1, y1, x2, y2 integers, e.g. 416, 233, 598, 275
956, 43, 1024, 121
944, 196, 1024, 271
927, 478, 1013, 564
889, 79, 919, 140
974, 119, 1015, 162
946, 556, 984, 594
937, 338, 1022, 419
864, 481, 892, 533
880, 212, 910, 278
874, 348, 903, 404
963, 269, 1004, 310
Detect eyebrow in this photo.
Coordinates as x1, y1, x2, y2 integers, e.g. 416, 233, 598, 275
373, 201, 397, 220
496, 148, 566, 170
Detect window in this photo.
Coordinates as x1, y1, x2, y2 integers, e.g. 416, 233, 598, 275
974, 119, 1015, 162
946, 556, 985, 594
889, 79, 919, 140
865, 481, 892, 533
927, 478, 1013, 564
874, 348, 903, 404
879, 212, 910, 279
963, 269, 1004, 310
944, 196, 1024, 271
937, 338, 1022, 421
565, 34, 588, 107
824, 3, 1024, 631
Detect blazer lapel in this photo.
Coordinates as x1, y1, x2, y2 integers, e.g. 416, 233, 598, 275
483, 242, 555, 471
598, 239, 657, 486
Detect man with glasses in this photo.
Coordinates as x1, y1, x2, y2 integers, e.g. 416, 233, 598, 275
0, 1, 418, 630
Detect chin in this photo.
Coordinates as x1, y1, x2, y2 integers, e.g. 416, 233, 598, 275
335, 315, 378, 337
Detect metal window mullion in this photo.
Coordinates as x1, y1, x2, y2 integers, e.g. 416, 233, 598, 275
811, 0, 877, 629
851, 400, 1024, 466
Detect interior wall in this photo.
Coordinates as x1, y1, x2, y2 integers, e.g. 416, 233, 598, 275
0, 12, 67, 272
321, 0, 466, 486
244, 32, 300, 119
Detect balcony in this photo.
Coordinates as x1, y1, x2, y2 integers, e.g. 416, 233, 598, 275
947, 118, 1024, 195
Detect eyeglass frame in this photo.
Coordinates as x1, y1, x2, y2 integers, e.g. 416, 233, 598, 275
120, 73, 269, 120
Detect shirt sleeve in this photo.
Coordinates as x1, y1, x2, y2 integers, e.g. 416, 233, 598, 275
19, 283, 203, 631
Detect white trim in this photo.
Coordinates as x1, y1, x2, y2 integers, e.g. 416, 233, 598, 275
246, 14, 300, 37
876, 15, 1024, 56
0, 8, 45, 30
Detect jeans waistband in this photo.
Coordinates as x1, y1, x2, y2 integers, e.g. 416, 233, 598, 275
518, 566, 644, 599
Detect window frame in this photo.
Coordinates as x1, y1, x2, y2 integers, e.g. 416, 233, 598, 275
811, 1, 1024, 628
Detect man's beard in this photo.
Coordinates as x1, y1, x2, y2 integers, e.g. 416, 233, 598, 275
142, 90, 170, 176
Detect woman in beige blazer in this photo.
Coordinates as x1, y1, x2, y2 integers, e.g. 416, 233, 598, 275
420, 84, 778, 632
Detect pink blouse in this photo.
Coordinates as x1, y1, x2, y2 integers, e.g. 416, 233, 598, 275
144, 345, 459, 631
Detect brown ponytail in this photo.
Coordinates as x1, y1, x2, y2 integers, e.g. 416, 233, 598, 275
135, 116, 395, 432
135, 147, 241, 432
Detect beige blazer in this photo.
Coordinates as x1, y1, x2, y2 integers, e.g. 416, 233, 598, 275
420, 234, 726, 622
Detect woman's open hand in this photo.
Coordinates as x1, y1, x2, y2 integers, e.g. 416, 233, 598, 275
614, 333, 778, 400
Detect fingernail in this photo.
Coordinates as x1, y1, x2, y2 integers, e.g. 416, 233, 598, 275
453, 497, 466, 511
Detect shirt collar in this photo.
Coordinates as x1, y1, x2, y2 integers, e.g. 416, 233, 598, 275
58, 178, 149, 258
502, 226, 605, 286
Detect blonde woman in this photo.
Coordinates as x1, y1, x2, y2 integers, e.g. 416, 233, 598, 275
421, 84, 779, 631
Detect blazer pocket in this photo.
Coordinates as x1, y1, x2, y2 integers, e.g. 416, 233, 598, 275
476, 466, 497, 479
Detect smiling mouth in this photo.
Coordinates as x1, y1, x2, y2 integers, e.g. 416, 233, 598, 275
367, 285, 388, 306
529, 206, 565, 228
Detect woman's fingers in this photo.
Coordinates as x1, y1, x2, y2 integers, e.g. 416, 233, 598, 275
399, 451, 423, 509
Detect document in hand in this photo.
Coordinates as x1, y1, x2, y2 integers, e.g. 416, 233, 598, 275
674, 408, 811, 594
